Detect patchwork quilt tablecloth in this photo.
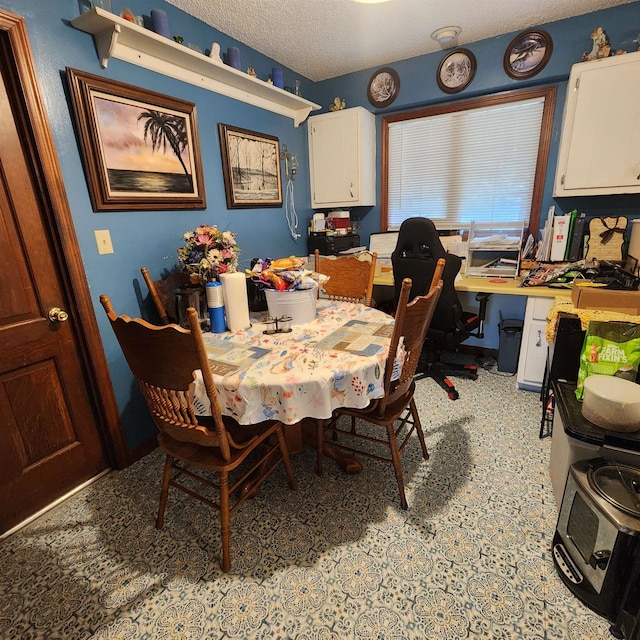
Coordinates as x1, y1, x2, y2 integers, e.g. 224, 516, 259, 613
193, 300, 396, 425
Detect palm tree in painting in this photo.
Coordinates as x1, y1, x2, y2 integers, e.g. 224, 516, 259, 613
137, 110, 190, 178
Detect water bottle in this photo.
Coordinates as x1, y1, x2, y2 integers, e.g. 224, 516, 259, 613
206, 281, 226, 333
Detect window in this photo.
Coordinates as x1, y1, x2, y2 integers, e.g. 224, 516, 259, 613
381, 86, 556, 236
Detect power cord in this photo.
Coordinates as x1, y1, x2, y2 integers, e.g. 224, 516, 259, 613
285, 178, 300, 240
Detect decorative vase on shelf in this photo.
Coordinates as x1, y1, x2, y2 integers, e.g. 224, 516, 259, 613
151, 9, 171, 39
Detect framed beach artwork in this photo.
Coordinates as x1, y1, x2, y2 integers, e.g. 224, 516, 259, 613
66, 68, 206, 211
217, 123, 283, 209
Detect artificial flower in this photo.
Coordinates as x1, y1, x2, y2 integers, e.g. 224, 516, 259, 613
177, 225, 239, 283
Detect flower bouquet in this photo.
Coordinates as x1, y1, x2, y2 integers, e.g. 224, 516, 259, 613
177, 225, 240, 283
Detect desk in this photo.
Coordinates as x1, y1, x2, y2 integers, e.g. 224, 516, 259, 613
374, 272, 572, 390
374, 272, 572, 299
193, 299, 395, 428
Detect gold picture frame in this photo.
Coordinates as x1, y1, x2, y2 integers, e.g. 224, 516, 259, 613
66, 68, 206, 211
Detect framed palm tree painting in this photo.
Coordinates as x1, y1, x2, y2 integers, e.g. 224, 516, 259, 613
66, 68, 206, 211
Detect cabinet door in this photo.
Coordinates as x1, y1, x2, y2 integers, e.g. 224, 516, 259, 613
517, 297, 553, 390
518, 320, 548, 388
308, 107, 376, 208
555, 52, 640, 195
309, 110, 360, 207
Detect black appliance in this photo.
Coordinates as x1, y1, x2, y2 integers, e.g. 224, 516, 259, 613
307, 233, 360, 256
553, 458, 640, 627
613, 548, 640, 639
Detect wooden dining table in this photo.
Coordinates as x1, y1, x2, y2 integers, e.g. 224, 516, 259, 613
193, 299, 398, 472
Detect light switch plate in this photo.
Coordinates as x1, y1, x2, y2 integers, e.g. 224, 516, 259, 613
95, 229, 114, 254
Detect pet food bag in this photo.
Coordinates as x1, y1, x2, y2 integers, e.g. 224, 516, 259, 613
576, 321, 640, 399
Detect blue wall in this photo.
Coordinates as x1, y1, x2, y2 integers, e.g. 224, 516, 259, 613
314, 2, 640, 350
314, 2, 640, 239
1, 0, 319, 451
2, 0, 638, 451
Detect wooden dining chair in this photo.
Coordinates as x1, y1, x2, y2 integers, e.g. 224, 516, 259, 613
100, 295, 297, 572
315, 258, 445, 510
314, 249, 377, 306
140, 266, 190, 325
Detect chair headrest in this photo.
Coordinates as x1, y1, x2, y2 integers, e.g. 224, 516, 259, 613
393, 217, 447, 260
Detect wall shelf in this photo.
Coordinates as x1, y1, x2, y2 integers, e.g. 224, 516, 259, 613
70, 8, 321, 127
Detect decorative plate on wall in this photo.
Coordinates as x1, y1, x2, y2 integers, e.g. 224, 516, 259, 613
436, 49, 476, 94
503, 29, 553, 80
367, 67, 400, 108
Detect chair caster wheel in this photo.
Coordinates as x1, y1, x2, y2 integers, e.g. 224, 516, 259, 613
448, 391, 459, 400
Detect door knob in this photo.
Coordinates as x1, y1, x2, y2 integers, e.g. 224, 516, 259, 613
48, 307, 69, 322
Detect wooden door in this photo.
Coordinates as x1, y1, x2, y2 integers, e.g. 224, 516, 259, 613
0, 11, 120, 534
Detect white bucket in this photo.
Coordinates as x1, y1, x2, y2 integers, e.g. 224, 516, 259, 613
264, 286, 317, 325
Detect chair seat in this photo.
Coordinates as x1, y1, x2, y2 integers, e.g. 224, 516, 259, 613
157, 417, 281, 471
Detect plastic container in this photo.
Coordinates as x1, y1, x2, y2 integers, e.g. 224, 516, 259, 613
206, 281, 225, 333
582, 375, 640, 432
264, 286, 317, 326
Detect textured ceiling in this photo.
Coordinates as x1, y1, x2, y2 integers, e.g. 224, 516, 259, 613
165, 0, 634, 81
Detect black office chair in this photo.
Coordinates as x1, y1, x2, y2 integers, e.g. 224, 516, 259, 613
391, 217, 489, 400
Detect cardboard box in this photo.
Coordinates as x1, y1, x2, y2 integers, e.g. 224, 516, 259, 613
571, 285, 640, 315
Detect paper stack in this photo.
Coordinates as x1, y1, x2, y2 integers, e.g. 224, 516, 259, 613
535, 206, 555, 261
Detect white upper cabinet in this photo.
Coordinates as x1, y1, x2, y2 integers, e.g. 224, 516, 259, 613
554, 51, 640, 196
71, 8, 320, 127
308, 107, 376, 208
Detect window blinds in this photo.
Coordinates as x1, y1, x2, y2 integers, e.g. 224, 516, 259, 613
387, 97, 546, 230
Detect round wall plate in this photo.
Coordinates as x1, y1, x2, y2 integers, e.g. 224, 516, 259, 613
367, 67, 400, 108
436, 48, 477, 94
503, 29, 553, 80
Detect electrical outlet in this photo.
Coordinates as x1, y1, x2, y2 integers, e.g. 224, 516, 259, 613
94, 229, 114, 255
